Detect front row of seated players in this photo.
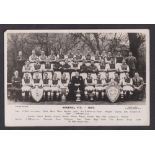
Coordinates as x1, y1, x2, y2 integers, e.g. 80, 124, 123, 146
11, 68, 144, 102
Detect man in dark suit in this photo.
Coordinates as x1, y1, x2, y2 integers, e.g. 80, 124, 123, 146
133, 72, 144, 100
69, 71, 84, 100
125, 52, 137, 77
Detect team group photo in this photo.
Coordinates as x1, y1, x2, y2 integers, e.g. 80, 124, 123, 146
5, 30, 148, 104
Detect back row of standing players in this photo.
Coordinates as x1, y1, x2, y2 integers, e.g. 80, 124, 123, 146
12, 49, 144, 101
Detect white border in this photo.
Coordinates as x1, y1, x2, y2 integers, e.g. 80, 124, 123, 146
4, 29, 150, 126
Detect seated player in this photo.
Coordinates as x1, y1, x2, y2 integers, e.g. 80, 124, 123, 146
51, 72, 61, 100
116, 51, 123, 69
42, 72, 51, 100
22, 60, 33, 77
32, 72, 43, 87
85, 52, 92, 65
103, 72, 111, 90
98, 59, 107, 79
80, 59, 88, 80
22, 73, 32, 100
122, 73, 133, 99
42, 59, 53, 79
53, 57, 62, 78
29, 50, 38, 63
32, 58, 42, 79
88, 60, 98, 79
69, 71, 84, 100
67, 50, 74, 60
107, 58, 117, 79
48, 50, 56, 62
39, 51, 47, 64
84, 73, 95, 101
113, 72, 124, 100
119, 59, 129, 79
11, 70, 22, 101
71, 57, 80, 77
133, 72, 144, 100
60, 73, 69, 100
62, 59, 71, 81
95, 73, 105, 100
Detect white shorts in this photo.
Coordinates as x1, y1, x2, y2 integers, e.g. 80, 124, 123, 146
95, 86, 104, 91
80, 73, 87, 79
22, 86, 31, 92
51, 86, 60, 92
85, 86, 95, 91
123, 85, 133, 91
43, 86, 51, 92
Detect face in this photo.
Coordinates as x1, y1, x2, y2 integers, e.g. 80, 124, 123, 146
53, 73, 57, 78
91, 61, 94, 65
41, 51, 45, 55
122, 59, 126, 64
44, 73, 48, 78
82, 60, 86, 64
25, 74, 29, 78
14, 71, 18, 77
36, 58, 39, 63
97, 74, 101, 79
25, 61, 29, 65
88, 73, 91, 78
135, 72, 139, 78
32, 50, 35, 55
75, 71, 79, 77
115, 73, 118, 78
19, 51, 22, 56
36, 74, 39, 79
126, 73, 129, 77
129, 52, 132, 56
118, 52, 121, 56
62, 73, 66, 78
108, 52, 111, 56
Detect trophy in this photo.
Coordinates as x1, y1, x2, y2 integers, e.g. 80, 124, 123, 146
76, 88, 81, 102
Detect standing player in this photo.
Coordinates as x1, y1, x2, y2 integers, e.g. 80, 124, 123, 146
98, 59, 107, 79
119, 59, 129, 79
32, 58, 42, 79
71, 57, 80, 77
39, 51, 47, 64
116, 51, 123, 69
22, 60, 33, 78
29, 50, 38, 63
80, 59, 88, 80
88, 60, 98, 79
48, 50, 56, 62
125, 52, 137, 77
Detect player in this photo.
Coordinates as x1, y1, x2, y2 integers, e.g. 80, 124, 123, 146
51, 72, 61, 100
122, 73, 133, 99
62, 59, 71, 81
60, 73, 69, 101
71, 57, 80, 77
88, 60, 98, 79
116, 51, 123, 69
119, 59, 129, 79
32, 72, 43, 87
42, 59, 53, 79
84, 73, 95, 101
22, 60, 33, 77
32, 58, 42, 79
48, 50, 56, 62
80, 59, 88, 80
95, 73, 105, 100
98, 59, 107, 79
22, 73, 32, 100
125, 52, 137, 77
39, 51, 47, 63
42, 72, 51, 100
107, 58, 117, 79
29, 50, 38, 63
105, 52, 113, 64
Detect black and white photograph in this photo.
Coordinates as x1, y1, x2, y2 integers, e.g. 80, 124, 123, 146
4, 29, 150, 126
